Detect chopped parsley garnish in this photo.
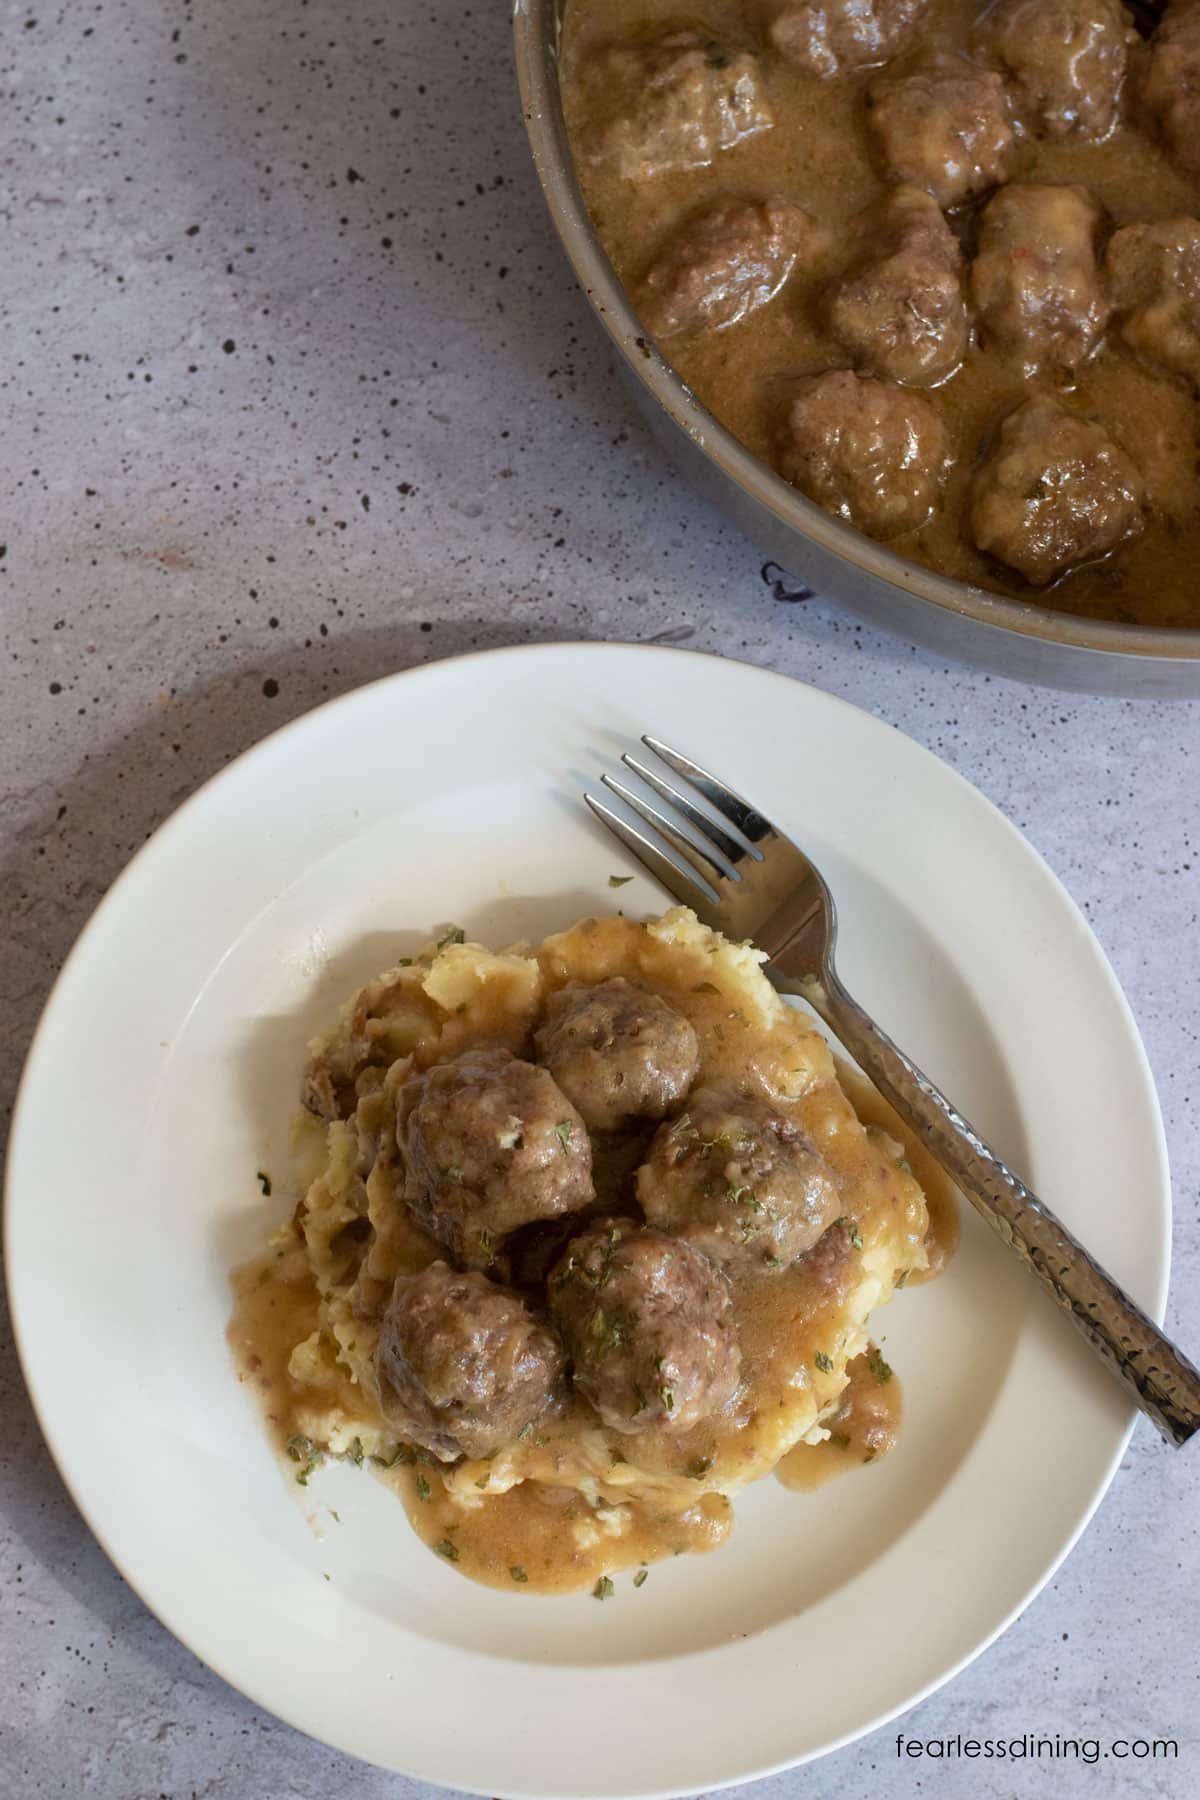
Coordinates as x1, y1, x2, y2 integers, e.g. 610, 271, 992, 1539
435, 1539, 460, 1562
593, 1575, 614, 1600
894, 1270, 909, 1289
867, 1347, 894, 1385
348, 1436, 364, 1467
436, 925, 466, 949
608, 874, 634, 888
633, 1568, 649, 1588
686, 1454, 714, 1480
415, 1473, 431, 1502
370, 1443, 416, 1468
897, 1157, 913, 1175
554, 1120, 574, 1152
510, 1566, 529, 1582
727, 1182, 759, 1210
659, 1385, 675, 1413
834, 1215, 863, 1250
286, 1434, 322, 1486
256, 1170, 272, 1196
814, 1351, 834, 1374
588, 1304, 634, 1359
474, 1473, 490, 1490
397, 956, 413, 967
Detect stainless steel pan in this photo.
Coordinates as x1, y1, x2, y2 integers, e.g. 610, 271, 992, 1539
513, 0, 1200, 695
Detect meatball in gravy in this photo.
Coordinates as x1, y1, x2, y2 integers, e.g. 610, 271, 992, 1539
1144, 1, 1200, 179
970, 396, 1144, 584
574, 28, 773, 181
971, 184, 1110, 373
550, 1219, 741, 1434
777, 370, 949, 539
534, 976, 700, 1132
400, 1046, 594, 1267
1106, 219, 1200, 386
636, 197, 819, 340
865, 50, 1014, 207
828, 186, 968, 387
638, 1089, 842, 1273
375, 1261, 566, 1461
971, 0, 1130, 140
765, 0, 930, 76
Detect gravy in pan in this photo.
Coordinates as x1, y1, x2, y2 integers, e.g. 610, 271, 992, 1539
560, 0, 1200, 628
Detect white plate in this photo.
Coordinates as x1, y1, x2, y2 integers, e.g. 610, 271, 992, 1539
6, 644, 1169, 1799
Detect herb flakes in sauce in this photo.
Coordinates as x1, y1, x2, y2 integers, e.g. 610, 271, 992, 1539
415, 1473, 431, 1502
554, 1119, 574, 1151
510, 1566, 529, 1582
834, 1215, 864, 1250
867, 1347, 894, 1385
435, 1538, 460, 1562
633, 1568, 649, 1588
608, 874, 634, 887
370, 1443, 416, 1468
436, 926, 466, 949
286, 1434, 322, 1485
593, 1575, 614, 1600
814, 1351, 834, 1374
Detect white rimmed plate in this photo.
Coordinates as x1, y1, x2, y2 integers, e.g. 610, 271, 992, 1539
6, 643, 1169, 1798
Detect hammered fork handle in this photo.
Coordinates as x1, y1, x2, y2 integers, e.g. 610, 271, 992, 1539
807, 965, 1200, 1447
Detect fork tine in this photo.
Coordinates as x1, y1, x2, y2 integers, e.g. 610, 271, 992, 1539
584, 793, 719, 908
641, 735, 773, 849
600, 773, 729, 896
620, 753, 748, 871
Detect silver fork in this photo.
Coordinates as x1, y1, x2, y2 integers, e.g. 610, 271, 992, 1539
587, 734, 1200, 1447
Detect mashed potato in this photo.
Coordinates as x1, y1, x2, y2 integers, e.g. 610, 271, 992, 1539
230, 908, 943, 1592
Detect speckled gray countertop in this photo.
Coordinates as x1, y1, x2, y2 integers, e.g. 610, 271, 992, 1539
2, 2, 1197, 1797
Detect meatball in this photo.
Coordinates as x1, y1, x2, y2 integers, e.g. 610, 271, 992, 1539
970, 395, 1144, 584
1144, 2, 1200, 180
865, 51, 1014, 206
971, 0, 1131, 140
549, 1220, 740, 1434
575, 29, 773, 182
764, 0, 930, 77
636, 197, 820, 340
777, 369, 949, 539
828, 186, 968, 387
534, 978, 700, 1132
1106, 219, 1200, 386
971, 184, 1110, 373
400, 1046, 594, 1268
374, 1261, 566, 1461
637, 1089, 841, 1273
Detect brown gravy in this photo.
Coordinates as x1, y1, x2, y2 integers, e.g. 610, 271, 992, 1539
560, 0, 1200, 629
777, 1348, 903, 1489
